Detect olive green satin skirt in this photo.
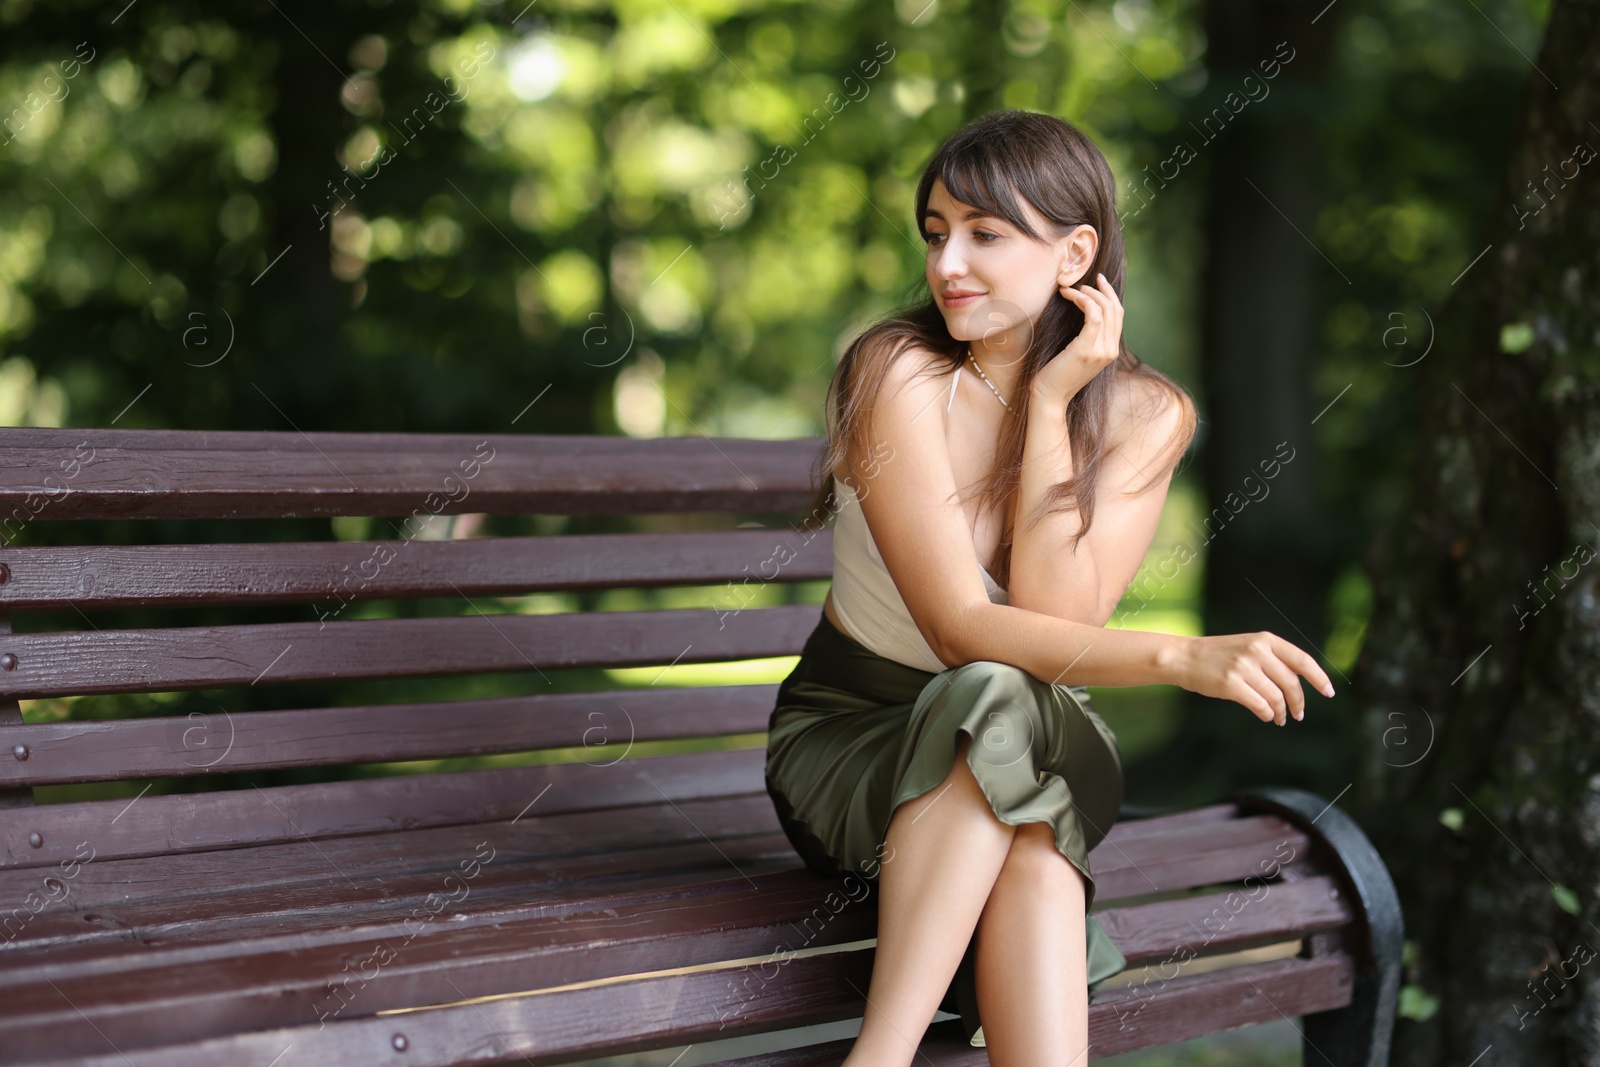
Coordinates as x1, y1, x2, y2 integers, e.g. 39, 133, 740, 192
763, 608, 1128, 1044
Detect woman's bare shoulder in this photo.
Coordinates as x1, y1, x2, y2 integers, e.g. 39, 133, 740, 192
867, 334, 953, 397
834, 335, 953, 482
1104, 373, 1196, 471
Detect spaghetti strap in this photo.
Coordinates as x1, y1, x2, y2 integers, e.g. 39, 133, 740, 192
946, 365, 961, 414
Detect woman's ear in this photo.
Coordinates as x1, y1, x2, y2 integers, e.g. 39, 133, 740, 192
1056, 224, 1099, 289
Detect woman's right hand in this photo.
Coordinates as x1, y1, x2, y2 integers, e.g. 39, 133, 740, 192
1175, 632, 1335, 726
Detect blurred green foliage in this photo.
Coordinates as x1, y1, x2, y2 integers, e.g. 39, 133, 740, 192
0, 0, 1547, 807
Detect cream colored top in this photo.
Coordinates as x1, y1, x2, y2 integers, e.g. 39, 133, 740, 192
829, 472, 1007, 673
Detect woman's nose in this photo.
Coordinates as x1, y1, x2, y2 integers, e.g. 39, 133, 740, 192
934, 243, 965, 277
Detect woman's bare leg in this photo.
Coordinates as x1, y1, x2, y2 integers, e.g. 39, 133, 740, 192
974, 820, 1090, 1066
842, 732, 1017, 1067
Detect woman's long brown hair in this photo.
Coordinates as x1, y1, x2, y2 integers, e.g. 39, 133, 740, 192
800, 109, 1199, 592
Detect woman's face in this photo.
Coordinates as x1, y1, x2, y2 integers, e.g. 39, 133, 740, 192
923, 178, 1096, 366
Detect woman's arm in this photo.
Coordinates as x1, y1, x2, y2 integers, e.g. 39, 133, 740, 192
940, 600, 1329, 727
1008, 380, 1188, 626
851, 341, 1331, 724
1006, 389, 1098, 622
943, 599, 1186, 687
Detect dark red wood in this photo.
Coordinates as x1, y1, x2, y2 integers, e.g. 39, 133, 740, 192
1087, 815, 1312, 899
0, 616, 28, 811
0, 804, 1310, 957
0, 832, 803, 965
0, 427, 1368, 1067
0, 794, 780, 919
0, 859, 1349, 1017
0, 529, 833, 611
0, 870, 867, 1045
0, 945, 1352, 1066
0, 684, 781, 786
0, 431, 826, 519
0, 747, 768, 868
0, 603, 821, 700
0, 865, 1350, 1060
716, 956, 1355, 1066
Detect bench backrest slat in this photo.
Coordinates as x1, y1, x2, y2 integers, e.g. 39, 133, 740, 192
0, 530, 833, 610
0, 604, 821, 700
0, 433, 822, 519
0, 685, 780, 787
0, 748, 768, 868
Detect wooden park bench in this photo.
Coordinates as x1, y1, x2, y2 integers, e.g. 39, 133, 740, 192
0, 428, 1401, 1065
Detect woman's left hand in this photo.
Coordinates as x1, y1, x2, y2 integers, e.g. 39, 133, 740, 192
1032, 271, 1124, 405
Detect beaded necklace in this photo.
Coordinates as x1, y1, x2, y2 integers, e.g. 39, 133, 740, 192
966, 347, 1008, 409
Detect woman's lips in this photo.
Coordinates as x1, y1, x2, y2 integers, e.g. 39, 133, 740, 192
942, 291, 984, 307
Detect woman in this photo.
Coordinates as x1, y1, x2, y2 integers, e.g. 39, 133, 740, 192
762, 109, 1335, 1066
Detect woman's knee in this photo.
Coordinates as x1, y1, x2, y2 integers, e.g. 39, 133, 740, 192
949, 659, 1035, 689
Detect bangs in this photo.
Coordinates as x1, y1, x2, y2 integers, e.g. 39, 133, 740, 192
919, 144, 1044, 242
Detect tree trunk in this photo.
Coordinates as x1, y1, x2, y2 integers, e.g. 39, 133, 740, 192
1126, 0, 1348, 806
1356, 0, 1600, 1062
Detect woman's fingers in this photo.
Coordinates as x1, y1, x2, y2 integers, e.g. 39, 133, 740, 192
1255, 653, 1306, 723
1061, 275, 1124, 362
1240, 664, 1289, 726
1228, 670, 1277, 724
1191, 632, 1332, 723
1061, 286, 1108, 356
1097, 273, 1125, 338
1077, 284, 1105, 326
1272, 634, 1336, 698
1080, 274, 1121, 354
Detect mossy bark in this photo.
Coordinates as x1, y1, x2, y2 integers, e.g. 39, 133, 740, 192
1355, 1, 1600, 1062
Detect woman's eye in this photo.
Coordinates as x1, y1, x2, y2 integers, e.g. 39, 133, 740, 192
974, 230, 998, 242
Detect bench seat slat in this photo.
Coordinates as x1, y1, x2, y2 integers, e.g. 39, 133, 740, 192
0, 801, 1327, 982
0, 685, 782, 786
716, 955, 1355, 1066
1, 852, 1349, 1012
0, 432, 825, 519
1088, 815, 1311, 898
0, 872, 870, 1061
0, 862, 1349, 1061
0, 530, 833, 611
11, 946, 1352, 1067
0, 603, 821, 700
0, 830, 804, 971
2, 828, 1342, 991
0, 747, 769, 868
0, 794, 781, 917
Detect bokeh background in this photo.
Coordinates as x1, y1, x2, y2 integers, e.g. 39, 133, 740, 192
0, 0, 1557, 1061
